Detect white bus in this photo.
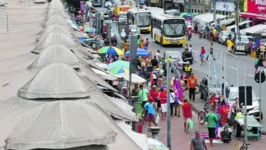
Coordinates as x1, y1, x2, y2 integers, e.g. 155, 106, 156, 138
151, 14, 186, 46
127, 7, 164, 33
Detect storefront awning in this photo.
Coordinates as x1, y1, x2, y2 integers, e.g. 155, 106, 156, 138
241, 12, 266, 21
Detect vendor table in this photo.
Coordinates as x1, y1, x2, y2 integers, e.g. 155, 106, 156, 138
234, 115, 263, 139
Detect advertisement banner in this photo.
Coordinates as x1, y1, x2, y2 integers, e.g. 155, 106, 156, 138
80, 1, 85, 14
211, 2, 235, 12
247, 0, 266, 14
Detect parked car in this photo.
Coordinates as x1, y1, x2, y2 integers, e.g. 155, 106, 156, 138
233, 35, 250, 55
199, 76, 230, 100
104, 1, 113, 8
227, 87, 263, 121
162, 51, 183, 71
218, 31, 235, 45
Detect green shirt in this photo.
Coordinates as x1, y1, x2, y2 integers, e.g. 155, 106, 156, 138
138, 89, 148, 102
206, 112, 218, 128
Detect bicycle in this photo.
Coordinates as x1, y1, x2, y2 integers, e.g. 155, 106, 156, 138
198, 104, 211, 125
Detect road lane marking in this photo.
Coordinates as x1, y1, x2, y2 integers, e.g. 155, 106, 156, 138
248, 74, 254, 77
230, 66, 237, 70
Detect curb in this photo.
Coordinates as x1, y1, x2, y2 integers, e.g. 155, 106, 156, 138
189, 102, 266, 135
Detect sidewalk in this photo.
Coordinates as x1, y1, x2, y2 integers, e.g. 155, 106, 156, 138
154, 108, 266, 150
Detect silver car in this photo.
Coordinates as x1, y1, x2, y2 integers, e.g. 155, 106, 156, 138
218, 31, 235, 45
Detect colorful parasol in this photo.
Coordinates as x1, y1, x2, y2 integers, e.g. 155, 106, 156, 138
88, 13, 95, 17
110, 67, 129, 74
84, 27, 96, 33
105, 60, 129, 70
98, 46, 124, 55
125, 48, 151, 57
148, 138, 169, 150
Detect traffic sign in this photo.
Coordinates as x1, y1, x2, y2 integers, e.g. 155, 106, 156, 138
254, 71, 266, 83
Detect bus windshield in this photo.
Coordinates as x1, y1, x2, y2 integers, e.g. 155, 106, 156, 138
138, 12, 151, 27
163, 19, 185, 37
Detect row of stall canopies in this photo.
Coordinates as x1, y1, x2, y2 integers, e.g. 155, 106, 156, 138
0, 0, 166, 150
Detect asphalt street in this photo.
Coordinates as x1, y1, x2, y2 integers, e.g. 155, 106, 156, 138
141, 33, 266, 127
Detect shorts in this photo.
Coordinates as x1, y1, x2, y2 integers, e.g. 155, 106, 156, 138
145, 113, 155, 122
228, 47, 232, 51
208, 127, 216, 139
200, 54, 204, 58
161, 103, 167, 112
184, 117, 191, 123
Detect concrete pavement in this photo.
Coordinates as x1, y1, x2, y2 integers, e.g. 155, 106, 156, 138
154, 108, 266, 150
142, 32, 266, 129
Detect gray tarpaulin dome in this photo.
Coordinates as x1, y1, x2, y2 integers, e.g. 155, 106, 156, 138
28, 45, 80, 70
33, 33, 76, 54
40, 24, 72, 40
45, 15, 69, 28
5, 101, 117, 150
37, 145, 109, 150
18, 63, 95, 99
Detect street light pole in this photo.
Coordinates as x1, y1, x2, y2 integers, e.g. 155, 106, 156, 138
235, 0, 240, 36
213, 0, 216, 24
259, 71, 262, 123
166, 61, 171, 150
136, 0, 139, 33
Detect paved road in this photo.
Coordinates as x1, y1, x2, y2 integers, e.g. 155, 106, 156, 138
142, 33, 266, 128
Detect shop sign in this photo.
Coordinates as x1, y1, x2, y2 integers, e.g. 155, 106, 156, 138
247, 0, 266, 14
173, 0, 184, 3
211, 2, 235, 12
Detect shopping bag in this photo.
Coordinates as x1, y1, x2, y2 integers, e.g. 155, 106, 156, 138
155, 114, 160, 124
189, 119, 194, 129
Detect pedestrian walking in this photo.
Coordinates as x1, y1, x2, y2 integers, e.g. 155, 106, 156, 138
227, 39, 234, 55
138, 85, 149, 108
159, 87, 167, 120
189, 44, 193, 53
155, 50, 161, 61
209, 42, 215, 61
169, 89, 175, 116
144, 100, 157, 127
190, 130, 208, 150
187, 73, 198, 102
151, 56, 159, 67
200, 47, 206, 65
206, 107, 218, 146
182, 99, 192, 132
170, 89, 181, 117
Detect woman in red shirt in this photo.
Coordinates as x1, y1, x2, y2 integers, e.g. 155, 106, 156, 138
150, 85, 159, 108
159, 88, 167, 120
200, 47, 206, 65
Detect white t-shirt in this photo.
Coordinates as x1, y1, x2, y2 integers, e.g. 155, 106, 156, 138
189, 47, 193, 53
170, 93, 175, 103
155, 52, 160, 60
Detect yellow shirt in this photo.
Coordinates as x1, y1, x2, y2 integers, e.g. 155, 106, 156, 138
227, 40, 233, 48
166, 58, 173, 62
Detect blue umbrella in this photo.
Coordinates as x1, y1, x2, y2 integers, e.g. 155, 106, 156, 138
125, 48, 151, 57
78, 37, 86, 43
186, 14, 192, 17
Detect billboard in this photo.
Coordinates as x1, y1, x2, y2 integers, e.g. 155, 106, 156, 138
247, 0, 266, 14
211, 1, 235, 12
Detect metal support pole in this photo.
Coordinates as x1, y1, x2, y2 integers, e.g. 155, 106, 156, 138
136, 0, 139, 34
244, 86, 248, 150
213, 0, 216, 24
6, 12, 8, 32
166, 61, 171, 149
208, 46, 211, 97
223, 54, 227, 96
220, 52, 223, 94
235, 0, 240, 36
259, 71, 262, 123
109, 23, 112, 57
131, 96, 139, 131
237, 59, 239, 87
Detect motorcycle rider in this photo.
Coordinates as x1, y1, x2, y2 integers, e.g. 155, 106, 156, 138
188, 28, 192, 40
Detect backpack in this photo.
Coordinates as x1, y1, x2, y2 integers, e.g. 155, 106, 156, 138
221, 126, 231, 143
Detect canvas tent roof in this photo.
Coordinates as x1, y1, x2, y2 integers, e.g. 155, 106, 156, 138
18, 64, 95, 99
39, 24, 72, 40
241, 24, 266, 34
5, 101, 117, 150
45, 15, 69, 28
33, 33, 77, 54
28, 45, 80, 70
115, 73, 146, 84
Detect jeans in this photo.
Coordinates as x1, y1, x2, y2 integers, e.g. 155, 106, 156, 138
189, 88, 196, 100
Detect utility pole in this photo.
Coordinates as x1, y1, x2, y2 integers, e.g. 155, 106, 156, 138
136, 0, 140, 34
235, 0, 240, 36
109, 22, 112, 57
166, 61, 171, 149
213, 0, 216, 24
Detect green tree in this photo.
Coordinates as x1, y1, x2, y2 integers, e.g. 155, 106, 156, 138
239, 0, 245, 11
